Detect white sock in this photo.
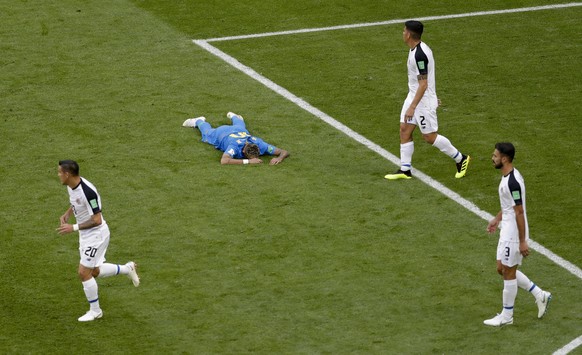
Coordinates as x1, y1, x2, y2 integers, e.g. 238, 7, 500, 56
501, 279, 517, 318
400, 141, 414, 171
98, 263, 129, 278
432, 135, 462, 163
82, 278, 101, 312
516, 270, 543, 299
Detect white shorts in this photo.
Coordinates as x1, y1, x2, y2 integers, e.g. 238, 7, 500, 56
400, 98, 439, 134
496, 240, 523, 267
78, 227, 110, 268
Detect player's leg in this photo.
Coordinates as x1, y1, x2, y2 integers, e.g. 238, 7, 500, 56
227, 112, 246, 128
78, 263, 103, 322
385, 103, 416, 180
76, 231, 110, 322
97, 262, 140, 287
484, 242, 517, 326
516, 270, 552, 318
418, 108, 470, 178
182, 116, 206, 129
500, 265, 518, 320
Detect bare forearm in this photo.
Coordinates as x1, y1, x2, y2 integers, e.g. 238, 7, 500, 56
516, 212, 526, 243
409, 78, 428, 109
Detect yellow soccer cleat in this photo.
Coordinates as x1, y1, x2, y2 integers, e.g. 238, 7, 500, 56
455, 155, 471, 178
384, 169, 412, 180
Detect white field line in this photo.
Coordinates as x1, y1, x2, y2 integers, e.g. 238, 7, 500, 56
193, 4, 582, 353
202, 2, 582, 42
554, 336, 582, 355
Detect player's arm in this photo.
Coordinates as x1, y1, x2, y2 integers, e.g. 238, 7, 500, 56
269, 148, 290, 165
405, 75, 428, 120
514, 204, 529, 256
60, 206, 73, 225
57, 212, 102, 235
220, 153, 262, 165
487, 211, 502, 233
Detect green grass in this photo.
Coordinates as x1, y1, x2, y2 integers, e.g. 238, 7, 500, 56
1, 0, 581, 353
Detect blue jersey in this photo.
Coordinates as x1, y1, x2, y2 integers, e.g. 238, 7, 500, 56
209, 125, 276, 158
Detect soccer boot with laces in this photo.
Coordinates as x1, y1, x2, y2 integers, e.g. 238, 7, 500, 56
227, 112, 244, 121
78, 309, 103, 322
126, 261, 140, 287
483, 313, 513, 327
182, 116, 206, 128
455, 154, 471, 178
536, 291, 552, 318
384, 169, 412, 180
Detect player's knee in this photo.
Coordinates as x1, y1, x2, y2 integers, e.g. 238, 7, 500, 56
78, 265, 94, 281
91, 268, 100, 278
422, 133, 437, 144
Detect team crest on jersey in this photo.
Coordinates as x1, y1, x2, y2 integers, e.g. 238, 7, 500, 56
512, 191, 521, 200
76, 198, 82, 204
417, 61, 425, 70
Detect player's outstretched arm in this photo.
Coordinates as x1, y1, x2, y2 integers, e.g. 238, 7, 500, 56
220, 153, 263, 165
269, 148, 290, 165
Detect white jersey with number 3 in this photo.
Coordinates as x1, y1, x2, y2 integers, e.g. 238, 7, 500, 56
498, 168, 529, 243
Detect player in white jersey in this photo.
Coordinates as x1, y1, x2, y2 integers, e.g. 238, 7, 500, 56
57, 160, 140, 322
385, 20, 470, 180
483, 143, 551, 326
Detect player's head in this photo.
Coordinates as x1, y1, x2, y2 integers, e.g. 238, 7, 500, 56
404, 20, 424, 40
492, 142, 515, 169
58, 160, 80, 185
59, 160, 79, 175
243, 143, 260, 159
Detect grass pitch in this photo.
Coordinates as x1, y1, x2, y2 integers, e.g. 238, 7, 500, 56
1, 0, 581, 353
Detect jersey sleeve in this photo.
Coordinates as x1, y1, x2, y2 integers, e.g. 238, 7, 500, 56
414, 45, 429, 76
250, 136, 277, 156
507, 174, 523, 206
224, 144, 239, 158
81, 182, 101, 214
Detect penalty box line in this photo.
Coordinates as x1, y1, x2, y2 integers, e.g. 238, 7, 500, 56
201, 2, 582, 43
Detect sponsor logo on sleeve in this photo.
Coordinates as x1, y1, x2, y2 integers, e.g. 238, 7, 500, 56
268, 146, 274, 154
417, 61, 425, 70
512, 191, 521, 200
90, 199, 98, 209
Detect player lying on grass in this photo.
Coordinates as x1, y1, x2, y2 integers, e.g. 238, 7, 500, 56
183, 112, 290, 165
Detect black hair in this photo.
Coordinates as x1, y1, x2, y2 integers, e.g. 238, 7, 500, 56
405, 20, 424, 40
495, 142, 515, 162
59, 160, 80, 176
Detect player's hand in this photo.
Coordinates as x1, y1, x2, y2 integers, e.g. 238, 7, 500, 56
269, 157, 283, 165
250, 158, 263, 164
57, 223, 73, 235
60, 214, 70, 225
486, 218, 499, 234
519, 241, 529, 257
405, 107, 415, 121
